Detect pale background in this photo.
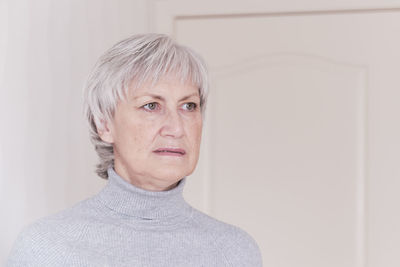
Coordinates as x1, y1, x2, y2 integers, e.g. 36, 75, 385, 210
1, 0, 400, 266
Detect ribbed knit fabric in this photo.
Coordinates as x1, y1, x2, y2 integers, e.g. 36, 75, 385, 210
7, 168, 263, 266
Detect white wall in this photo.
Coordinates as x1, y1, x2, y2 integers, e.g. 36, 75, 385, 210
0, 0, 148, 263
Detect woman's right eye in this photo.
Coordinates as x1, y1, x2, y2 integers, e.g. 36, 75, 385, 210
142, 102, 159, 111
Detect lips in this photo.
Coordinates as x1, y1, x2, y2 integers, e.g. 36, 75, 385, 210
153, 148, 186, 156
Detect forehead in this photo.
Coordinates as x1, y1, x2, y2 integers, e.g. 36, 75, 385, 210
127, 75, 200, 99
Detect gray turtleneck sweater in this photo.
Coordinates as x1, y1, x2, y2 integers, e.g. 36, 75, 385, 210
7, 168, 262, 266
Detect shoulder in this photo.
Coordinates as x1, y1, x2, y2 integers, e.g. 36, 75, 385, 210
6, 198, 98, 266
190, 209, 263, 267
6, 218, 57, 266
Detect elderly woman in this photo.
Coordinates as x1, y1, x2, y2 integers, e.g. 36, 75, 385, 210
7, 34, 262, 266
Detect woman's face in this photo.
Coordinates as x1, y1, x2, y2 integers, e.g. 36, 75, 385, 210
99, 76, 203, 191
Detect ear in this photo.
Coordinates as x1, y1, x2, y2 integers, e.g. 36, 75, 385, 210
97, 119, 114, 144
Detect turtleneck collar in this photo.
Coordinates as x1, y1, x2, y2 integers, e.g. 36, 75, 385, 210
95, 168, 192, 221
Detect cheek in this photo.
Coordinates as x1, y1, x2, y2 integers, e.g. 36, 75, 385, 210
129, 123, 155, 151
189, 118, 203, 148
115, 120, 154, 155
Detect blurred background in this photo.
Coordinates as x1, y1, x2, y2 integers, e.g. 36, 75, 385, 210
1, 0, 400, 266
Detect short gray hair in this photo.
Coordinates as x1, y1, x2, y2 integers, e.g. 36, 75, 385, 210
83, 33, 209, 179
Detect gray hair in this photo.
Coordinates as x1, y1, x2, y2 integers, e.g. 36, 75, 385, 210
83, 33, 209, 179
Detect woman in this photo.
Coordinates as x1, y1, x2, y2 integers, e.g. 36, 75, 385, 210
7, 34, 263, 266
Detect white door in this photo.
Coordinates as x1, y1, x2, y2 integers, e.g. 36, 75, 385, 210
153, 2, 400, 267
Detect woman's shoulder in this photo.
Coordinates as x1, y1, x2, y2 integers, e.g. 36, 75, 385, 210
189, 207, 257, 241
6, 197, 99, 266
17, 196, 101, 235
189, 208, 263, 266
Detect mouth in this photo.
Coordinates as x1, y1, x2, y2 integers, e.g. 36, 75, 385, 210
153, 148, 186, 156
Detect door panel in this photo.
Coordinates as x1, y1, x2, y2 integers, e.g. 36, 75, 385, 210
210, 57, 364, 267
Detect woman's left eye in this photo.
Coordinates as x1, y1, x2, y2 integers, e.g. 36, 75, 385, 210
182, 102, 197, 111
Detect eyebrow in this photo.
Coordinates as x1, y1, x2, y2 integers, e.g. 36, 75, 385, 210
134, 93, 200, 102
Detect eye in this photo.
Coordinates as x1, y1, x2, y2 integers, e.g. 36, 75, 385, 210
182, 102, 197, 111
143, 102, 159, 111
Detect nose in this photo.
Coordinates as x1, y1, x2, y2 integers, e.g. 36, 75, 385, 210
160, 109, 184, 138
